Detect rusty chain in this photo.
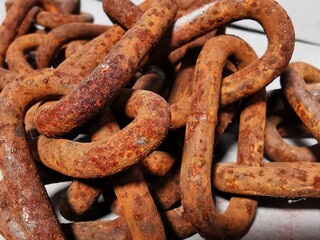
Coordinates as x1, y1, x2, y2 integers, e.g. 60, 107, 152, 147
2, 0, 320, 239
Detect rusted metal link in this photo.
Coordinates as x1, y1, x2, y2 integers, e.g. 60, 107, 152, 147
60, 181, 196, 240
103, 0, 144, 29
139, 150, 175, 177
62, 206, 196, 240
266, 88, 320, 135
5, 0, 63, 13
0, 0, 38, 66
132, 64, 167, 95
36, 22, 110, 68
6, 33, 46, 74
58, 63, 168, 220
57, 25, 126, 78
5, 0, 14, 12
167, 29, 218, 65
0, 0, 72, 66
153, 0, 294, 106
62, 217, 131, 240
59, 72, 170, 238
59, 178, 110, 221
34, 0, 178, 137
58, 105, 119, 221
281, 62, 320, 142
0, 0, 300, 239
64, 40, 88, 58
168, 47, 202, 129
111, 158, 181, 214
180, 35, 262, 239
237, 88, 266, 167
169, 58, 241, 131
113, 166, 167, 240
168, 47, 199, 106
0, 67, 18, 89
0, 68, 79, 239
54, 0, 80, 14
265, 114, 320, 162
35, 10, 94, 29
214, 162, 320, 198
150, 162, 181, 211
0, 182, 26, 239
2, 177, 192, 240
36, 89, 170, 178
37, 0, 62, 13
57, 0, 150, 77
16, 6, 41, 38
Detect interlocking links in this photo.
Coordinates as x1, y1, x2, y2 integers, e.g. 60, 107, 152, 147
58, 65, 168, 220
58, 0, 151, 77
155, 0, 294, 106
36, 23, 110, 68
0, 0, 38, 66
214, 162, 320, 198
167, 30, 218, 65
180, 35, 262, 239
16, 6, 41, 38
6, 33, 46, 74
36, 89, 170, 178
0, 69, 79, 239
281, 62, 320, 142
34, 0, 178, 137
265, 114, 320, 162
169, 47, 199, 129
57, 25, 126, 78
169, 47, 238, 130
237, 89, 266, 166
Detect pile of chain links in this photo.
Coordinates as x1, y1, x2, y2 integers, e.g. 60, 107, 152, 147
1, 0, 319, 239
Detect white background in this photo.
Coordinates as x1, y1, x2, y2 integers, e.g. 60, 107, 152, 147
1, 0, 320, 239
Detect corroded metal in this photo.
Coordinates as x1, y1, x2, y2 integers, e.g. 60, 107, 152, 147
36, 89, 170, 178
35, 11, 94, 29
0, 0, 38, 66
281, 62, 320, 142
0, 0, 304, 239
34, 0, 178, 137
36, 23, 110, 68
180, 35, 262, 239
6, 33, 46, 74
157, 0, 295, 105
265, 114, 320, 162
0, 69, 78, 239
214, 162, 320, 198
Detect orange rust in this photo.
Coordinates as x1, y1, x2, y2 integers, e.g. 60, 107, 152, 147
214, 162, 320, 198
180, 35, 262, 239
6, 33, 46, 74
36, 23, 110, 68
35, 10, 94, 29
0, 0, 38, 66
34, 0, 178, 137
281, 62, 320, 142
265, 114, 320, 162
